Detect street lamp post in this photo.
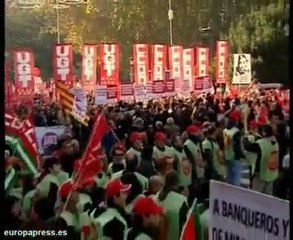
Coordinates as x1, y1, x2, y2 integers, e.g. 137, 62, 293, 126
168, 0, 173, 45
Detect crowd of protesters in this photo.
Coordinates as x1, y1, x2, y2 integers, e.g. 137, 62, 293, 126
4, 87, 290, 240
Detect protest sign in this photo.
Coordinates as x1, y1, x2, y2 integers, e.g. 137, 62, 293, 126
107, 84, 118, 103
134, 85, 145, 102
95, 85, 107, 105
35, 126, 66, 154
209, 181, 290, 240
120, 84, 134, 101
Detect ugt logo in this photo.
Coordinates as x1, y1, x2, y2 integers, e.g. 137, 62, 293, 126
56, 45, 70, 81
16, 52, 32, 88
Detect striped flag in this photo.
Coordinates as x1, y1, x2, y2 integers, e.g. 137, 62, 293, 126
180, 199, 204, 240
55, 81, 90, 126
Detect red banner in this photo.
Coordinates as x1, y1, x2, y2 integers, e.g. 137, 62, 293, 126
196, 47, 209, 77
151, 44, 167, 82
194, 76, 213, 93
100, 44, 120, 85
152, 80, 165, 94
82, 44, 98, 93
169, 46, 183, 91
216, 40, 228, 84
120, 84, 134, 101
133, 44, 149, 85
13, 48, 35, 99
53, 44, 74, 88
165, 79, 175, 94
183, 48, 195, 91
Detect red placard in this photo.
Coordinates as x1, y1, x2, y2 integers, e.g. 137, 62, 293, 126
151, 44, 167, 82
183, 48, 195, 91
133, 44, 149, 85
107, 84, 118, 100
82, 44, 98, 93
100, 44, 120, 86
216, 40, 228, 84
196, 47, 209, 77
165, 79, 175, 93
169, 46, 183, 91
53, 44, 74, 88
152, 80, 165, 94
120, 84, 134, 97
12, 48, 35, 99
194, 76, 213, 92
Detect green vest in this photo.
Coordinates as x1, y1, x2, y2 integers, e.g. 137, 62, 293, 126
133, 233, 152, 240
184, 139, 204, 178
111, 171, 148, 191
57, 171, 69, 184
36, 173, 60, 198
202, 139, 226, 177
94, 172, 109, 189
245, 134, 259, 174
152, 146, 174, 160
60, 211, 79, 227
172, 147, 192, 186
127, 147, 142, 165
77, 193, 92, 212
155, 191, 188, 240
91, 208, 128, 239
223, 127, 240, 161
22, 189, 36, 218
257, 138, 279, 182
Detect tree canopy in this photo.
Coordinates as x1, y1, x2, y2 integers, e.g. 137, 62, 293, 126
5, 0, 288, 84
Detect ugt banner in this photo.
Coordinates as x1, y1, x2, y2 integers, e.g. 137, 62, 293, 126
53, 44, 74, 88
82, 44, 98, 93
13, 48, 35, 99
100, 43, 120, 86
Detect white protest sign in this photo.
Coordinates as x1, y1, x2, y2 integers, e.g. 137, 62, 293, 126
35, 126, 66, 154
134, 85, 145, 102
72, 88, 87, 115
95, 85, 107, 105
209, 181, 290, 240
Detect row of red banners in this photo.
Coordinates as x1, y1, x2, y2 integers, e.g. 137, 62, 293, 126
7, 42, 229, 100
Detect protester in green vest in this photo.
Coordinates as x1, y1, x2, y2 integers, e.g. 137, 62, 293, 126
35, 157, 61, 203
126, 131, 143, 166
51, 181, 82, 240
111, 154, 148, 191
107, 145, 126, 176
171, 135, 192, 188
126, 196, 164, 240
244, 120, 262, 186
155, 171, 189, 240
143, 175, 164, 197
222, 110, 245, 186
243, 124, 279, 195
152, 132, 174, 164
202, 126, 226, 181
90, 179, 131, 240
183, 124, 205, 201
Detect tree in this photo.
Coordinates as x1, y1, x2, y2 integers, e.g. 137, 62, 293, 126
226, 1, 288, 85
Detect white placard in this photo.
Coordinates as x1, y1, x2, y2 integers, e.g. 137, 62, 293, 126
35, 126, 66, 154
95, 85, 107, 105
209, 181, 290, 240
72, 88, 87, 115
134, 85, 145, 102
232, 54, 252, 85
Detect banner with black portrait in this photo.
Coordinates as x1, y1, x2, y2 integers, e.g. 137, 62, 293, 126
232, 54, 252, 85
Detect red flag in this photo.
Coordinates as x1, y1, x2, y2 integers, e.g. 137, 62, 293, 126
74, 114, 111, 187
82, 114, 111, 165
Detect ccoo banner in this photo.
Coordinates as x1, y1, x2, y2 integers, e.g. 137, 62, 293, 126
151, 44, 167, 82
13, 48, 35, 99
81, 44, 98, 93
53, 44, 74, 88
196, 46, 209, 78
169, 46, 183, 92
133, 44, 149, 85
216, 40, 228, 84
209, 181, 290, 240
232, 54, 252, 85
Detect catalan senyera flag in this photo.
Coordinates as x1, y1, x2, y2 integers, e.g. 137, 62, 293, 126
55, 81, 90, 126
